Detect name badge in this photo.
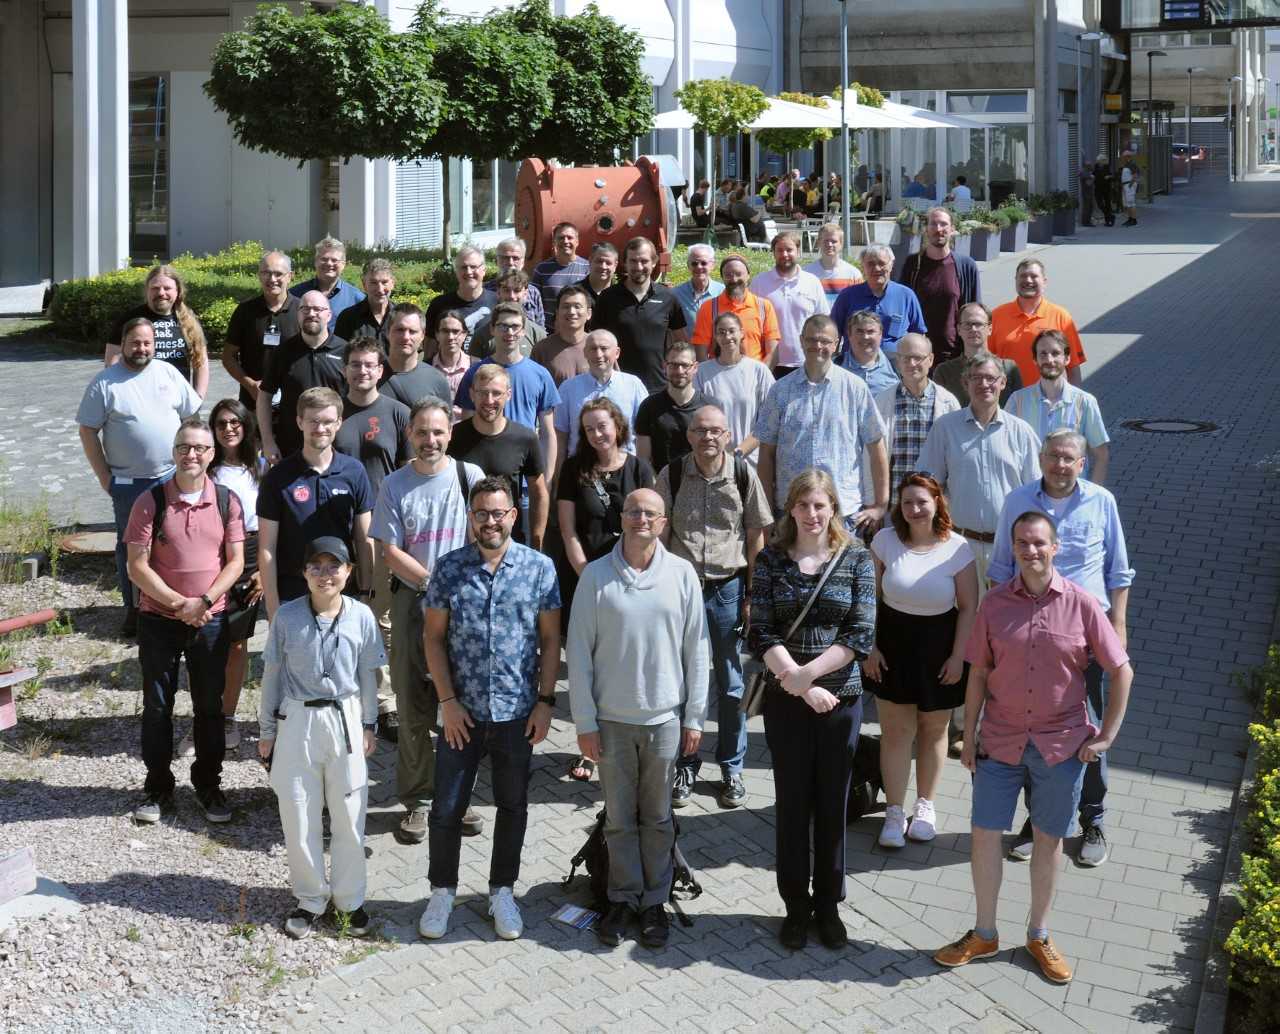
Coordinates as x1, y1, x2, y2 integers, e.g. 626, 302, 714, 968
263, 331, 281, 348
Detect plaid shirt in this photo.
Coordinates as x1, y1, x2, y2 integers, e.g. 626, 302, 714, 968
889, 382, 936, 508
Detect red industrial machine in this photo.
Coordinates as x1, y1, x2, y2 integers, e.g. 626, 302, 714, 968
514, 156, 679, 275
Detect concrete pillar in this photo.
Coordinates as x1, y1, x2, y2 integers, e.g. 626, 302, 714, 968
373, 159, 395, 245
338, 159, 376, 246
72, 0, 99, 279
99, 0, 129, 271
663, 0, 694, 187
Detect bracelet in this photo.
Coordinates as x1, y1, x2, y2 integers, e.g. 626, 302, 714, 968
537, 694, 556, 707
438, 696, 456, 704
199, 594, 214, 610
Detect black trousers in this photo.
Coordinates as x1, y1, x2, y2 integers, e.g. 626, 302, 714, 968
763, 690, 863, 914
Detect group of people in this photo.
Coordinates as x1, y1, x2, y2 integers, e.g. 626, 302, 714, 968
1079, 151, 1143, 228
73, 212, 1133, 982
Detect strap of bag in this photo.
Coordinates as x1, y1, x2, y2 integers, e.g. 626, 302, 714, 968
781, 546, 846, 646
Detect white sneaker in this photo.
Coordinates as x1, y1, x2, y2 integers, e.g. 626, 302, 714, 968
418, 887, 455, 940
176, 730, 195, 758
489, 887, 523, 940
907, 798, 937, 842
223, 717, 240, 751
878, 805, 907, 848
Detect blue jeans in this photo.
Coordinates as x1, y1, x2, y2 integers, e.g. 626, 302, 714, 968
678, 574, 747, 778
109, 473, 170, 606
138, 611, 229, 797
428, 715, 533, 890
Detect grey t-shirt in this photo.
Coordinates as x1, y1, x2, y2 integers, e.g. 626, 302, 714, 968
75, 359, 202, 479
370, 457, 485, 584
381, 361, 452, 409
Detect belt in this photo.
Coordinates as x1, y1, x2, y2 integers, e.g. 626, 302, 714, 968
304, 697, 355, 754
702, 569, 746, 591
954, 527, 995, 544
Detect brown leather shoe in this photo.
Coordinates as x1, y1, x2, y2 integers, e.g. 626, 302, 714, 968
933, 929, 999, 967
1025, 936, 1072, 984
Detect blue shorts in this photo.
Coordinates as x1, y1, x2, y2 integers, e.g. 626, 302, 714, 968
972, 741, 1085, 839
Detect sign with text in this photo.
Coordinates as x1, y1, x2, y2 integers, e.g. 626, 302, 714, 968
1162, 0, 1207, 25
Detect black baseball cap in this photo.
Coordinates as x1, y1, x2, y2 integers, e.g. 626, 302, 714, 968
304, 536, 351, 565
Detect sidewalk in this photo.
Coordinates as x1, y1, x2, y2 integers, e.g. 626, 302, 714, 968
271, 173, 1280, 1034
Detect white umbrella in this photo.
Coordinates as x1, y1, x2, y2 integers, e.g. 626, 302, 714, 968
651, 96, 846, 133
880, 100, 987, 131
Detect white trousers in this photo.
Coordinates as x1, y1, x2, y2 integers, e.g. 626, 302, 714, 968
270, 695, 368, 914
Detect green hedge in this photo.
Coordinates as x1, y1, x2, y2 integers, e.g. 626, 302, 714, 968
1225, 644, 1280, 1032
47, 240, 778, 353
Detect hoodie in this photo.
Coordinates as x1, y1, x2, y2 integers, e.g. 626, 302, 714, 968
567, 539, 709, 735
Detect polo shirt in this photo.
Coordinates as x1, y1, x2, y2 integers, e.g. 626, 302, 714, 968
380, 360, 452, 409
989, 298, 1087, 386
554, 371, 648, 455
589, 281, 688, 392
224, 293, 301, 406
671, 279, 724, 330
531, 256, 590, 330
290, 277, 365, 333
124, 478, 246, 616
841, 349, 900, 394
634, 389, 706, 475
259, 333, 347, 457
573, 275, 608, 309
333, 299, 392, 348
423, 288, 497, 345
257, 451, 374, 598
108, 304, 191, 384
689, 290, 781, 363
966, 570, 1129, 765
830, 281, 927, 358
749, 268, 830, 369
334, 393, 412, 496
802, 258, 864, 306
454, 356, 561, 430
424, 542, 561, 721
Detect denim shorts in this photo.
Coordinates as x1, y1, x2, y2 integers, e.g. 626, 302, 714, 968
972, 740, 1085, 839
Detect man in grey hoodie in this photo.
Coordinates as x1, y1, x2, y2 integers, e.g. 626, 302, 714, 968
568, 487, 709, 950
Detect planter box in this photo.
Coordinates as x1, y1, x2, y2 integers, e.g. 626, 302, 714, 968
969, 228, 1000, 261
951, 234, 971, 259
1052, 208, 1076, 236
999, 220, 1028, 253
1027, 214, 1053, 244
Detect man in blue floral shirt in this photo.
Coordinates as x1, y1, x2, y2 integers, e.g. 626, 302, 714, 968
418, 476, 562, 942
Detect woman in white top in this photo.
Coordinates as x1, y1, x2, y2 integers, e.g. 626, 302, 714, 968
862, 473, 978, 847
693, 312, 773, 464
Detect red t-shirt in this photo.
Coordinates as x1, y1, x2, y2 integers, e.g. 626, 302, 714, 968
124, 480, 245, 615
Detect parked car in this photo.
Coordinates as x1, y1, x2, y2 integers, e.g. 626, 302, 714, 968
1171, 144, 1208, 161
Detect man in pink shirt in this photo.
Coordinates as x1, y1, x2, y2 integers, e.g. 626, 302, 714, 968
934, 511, 1132, 985
125, 416, 245, 826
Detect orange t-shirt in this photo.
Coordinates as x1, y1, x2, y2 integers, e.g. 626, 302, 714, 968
690, 290, 781, 362
989, 298, 1087, 385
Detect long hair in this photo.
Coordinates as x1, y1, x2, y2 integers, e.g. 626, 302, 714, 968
573, 398, 630, 483
890, 473, 953, 542
772, 468, 852, 553
146, 265, 207, 374
208, 399, 263, 484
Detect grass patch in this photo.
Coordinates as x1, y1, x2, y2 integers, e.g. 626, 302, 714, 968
0, 490, 54, 573
124, 925, 141, 943
15, 733, 53, 761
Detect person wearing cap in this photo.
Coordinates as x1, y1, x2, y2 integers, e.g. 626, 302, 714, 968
689, 255, 780, 367
258, 536, 385, 941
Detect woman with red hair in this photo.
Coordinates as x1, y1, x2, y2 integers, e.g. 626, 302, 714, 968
863, 472, 978, 847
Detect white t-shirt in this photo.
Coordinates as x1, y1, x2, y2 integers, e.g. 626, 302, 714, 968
213, 463, 261, 533
950, 184, 972, 201
871, 527, 975, 616
693, 356, 775, 465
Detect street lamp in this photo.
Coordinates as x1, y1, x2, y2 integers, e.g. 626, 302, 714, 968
1227, 74, 1243, 182
1186, 67, 1206, 184
838, 0, 851, 258
1076, 31, 1104, 173
1146, 50, 1167, 202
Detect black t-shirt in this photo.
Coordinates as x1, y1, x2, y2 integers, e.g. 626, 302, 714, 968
634, 390, 706, 476
589, 282, 687, 393
423, 289, 497, 346
225, 294, 301, 406
334, 393, 411, 496
556, 453, 655, 561
447, 419, 544, 504
380, 361, 452, 409
260, 333, 346, 456
109, 304, 190, 383
334, 300, 391, 348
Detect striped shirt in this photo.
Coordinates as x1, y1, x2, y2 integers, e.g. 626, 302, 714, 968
802, 258, 864, 306
1003, 381, 1109, 449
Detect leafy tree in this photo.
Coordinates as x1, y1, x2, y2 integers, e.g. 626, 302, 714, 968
497, 0, 654, 165
204, 3, 442, 162
674, 78, 769, 231
831, 81, 887, 109
755, 91, 835, 160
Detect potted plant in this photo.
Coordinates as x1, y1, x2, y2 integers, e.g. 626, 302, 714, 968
949, 209, 972, 259
964, 206, 1002, 261
1026, 194, 1055, 245
997, 198, 1030, 253
1049, 190, 1076, 236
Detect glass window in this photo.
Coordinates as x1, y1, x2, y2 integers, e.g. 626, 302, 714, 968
128, 74, 168, 260
898, 129, 937, 202
946, 129, 987, 202
948, 91, 1029, 114
989, 125, 1030, 205
471, 159, 495, 231
497, 160, 518, 228
1059, 90, 1078, 116
852, 129, 888, 208
898, 90, 937, 111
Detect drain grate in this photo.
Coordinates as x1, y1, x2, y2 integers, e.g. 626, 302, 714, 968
1120, 419, 1219, 435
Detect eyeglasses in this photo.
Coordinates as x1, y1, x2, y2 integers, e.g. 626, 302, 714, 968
622, 508, 665, 522
456, 263, 484, 273
303, 419, 339, 430
689, 427, 726, 437
305, 563, 344, 577
299, 305, 329, 314
174, 443, 212, 455
213, 418, 242, 430
347, 361, 382, 370
898, 353, 931, 365
495, 322, 524, 333
958, 320, 990, 330
260, 270, 289, 279
471, 507, 515, 523
666, 360, 696, 371
967, 373, 1003, 385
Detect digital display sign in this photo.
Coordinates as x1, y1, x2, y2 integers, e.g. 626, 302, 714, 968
1162, 0, 1206, 24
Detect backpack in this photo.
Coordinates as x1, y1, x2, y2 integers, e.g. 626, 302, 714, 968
454, 458, 474, 506
667, 451, 751, 514
563, 808, 703, 927
846, 733, 885, 823
149, 481, 232, 547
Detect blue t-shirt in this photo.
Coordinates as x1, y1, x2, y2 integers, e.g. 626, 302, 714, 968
454, 357, 561, 432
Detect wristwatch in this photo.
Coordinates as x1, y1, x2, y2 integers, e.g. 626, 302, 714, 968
537, 694, 556, 707
199, 594, 214, 610
417, 575, 431, 593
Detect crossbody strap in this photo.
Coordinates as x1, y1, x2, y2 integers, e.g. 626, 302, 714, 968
781, 546, 846, 645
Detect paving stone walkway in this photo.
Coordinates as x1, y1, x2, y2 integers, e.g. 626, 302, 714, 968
6, 171, 1280, 1032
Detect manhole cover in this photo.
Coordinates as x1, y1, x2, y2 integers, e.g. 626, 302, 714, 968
1120, 419, 1219, 435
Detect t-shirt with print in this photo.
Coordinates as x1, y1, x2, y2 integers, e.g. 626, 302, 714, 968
110, 304, 191, 383
334, 393, 412, 496
370, 457, 485, 584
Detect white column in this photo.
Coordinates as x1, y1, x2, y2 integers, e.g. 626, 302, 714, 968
373, 159, 395, 246
338, 159, 375, 246
99, 0, 129, 270
72, 0, 100, 279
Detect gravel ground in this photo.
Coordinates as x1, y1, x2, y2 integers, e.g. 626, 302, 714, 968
0, 554, 385, 1033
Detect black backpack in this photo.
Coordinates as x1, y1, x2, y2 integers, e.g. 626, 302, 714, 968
847, 733, 885, 823
149, 481, 232, 547
563, 808, 703, 927
667, 451, 752, 511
